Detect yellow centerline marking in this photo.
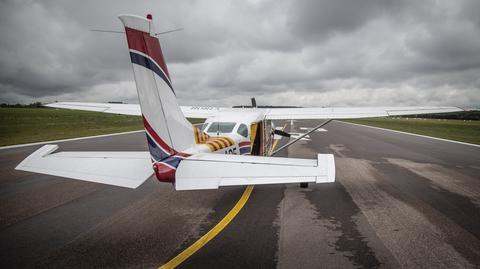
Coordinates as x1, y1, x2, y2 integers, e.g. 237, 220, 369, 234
159, 121, 288, 269
159, 186, 254, 269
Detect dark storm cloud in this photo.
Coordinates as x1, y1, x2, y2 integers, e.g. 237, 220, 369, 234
0, 0, 134, 101
0, 0, 479, 107
287, 0, 401, 40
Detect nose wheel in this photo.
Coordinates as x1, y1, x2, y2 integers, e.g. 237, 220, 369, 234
300, 182, 309, 188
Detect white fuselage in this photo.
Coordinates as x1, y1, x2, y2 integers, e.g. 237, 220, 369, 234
181, 110, 267, 156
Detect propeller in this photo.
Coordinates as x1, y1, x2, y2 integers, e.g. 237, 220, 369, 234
273, 129, 291, 138
251, 97, 257, 108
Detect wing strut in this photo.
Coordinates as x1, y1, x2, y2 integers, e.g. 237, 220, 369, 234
271, 119, 332, 156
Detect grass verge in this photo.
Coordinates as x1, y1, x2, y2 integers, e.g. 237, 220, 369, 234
0, 108, 144, 146
0, 108, 206, 147
342, 117, 480, 145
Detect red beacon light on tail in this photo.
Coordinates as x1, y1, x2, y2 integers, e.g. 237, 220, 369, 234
146, 14, 152, 20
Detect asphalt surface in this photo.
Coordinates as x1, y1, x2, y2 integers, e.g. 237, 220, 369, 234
1, 120, 479, 268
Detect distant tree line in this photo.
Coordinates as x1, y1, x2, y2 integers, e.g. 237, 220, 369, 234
0, 102, 45, 108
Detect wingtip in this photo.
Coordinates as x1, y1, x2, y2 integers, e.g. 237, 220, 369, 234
15, 144, 59, 171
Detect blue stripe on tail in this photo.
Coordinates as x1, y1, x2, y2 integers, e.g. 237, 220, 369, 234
146, 134, 171, 161
130, 52, 174, 94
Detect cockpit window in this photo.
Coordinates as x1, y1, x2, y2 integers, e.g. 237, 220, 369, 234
237, 123, 248, 138
207, 122, 236, 133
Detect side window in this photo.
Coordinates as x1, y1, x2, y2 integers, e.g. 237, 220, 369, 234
237, 124, 248, 138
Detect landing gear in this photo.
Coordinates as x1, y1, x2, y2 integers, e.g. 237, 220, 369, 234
300, 182, 309, 188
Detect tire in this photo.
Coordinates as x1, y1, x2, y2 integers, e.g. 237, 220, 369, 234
300, 182, 309, 188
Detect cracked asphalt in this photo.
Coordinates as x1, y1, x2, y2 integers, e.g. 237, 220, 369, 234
1, 120, 479, 268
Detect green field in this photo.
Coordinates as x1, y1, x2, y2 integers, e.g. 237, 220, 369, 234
2, 108, 478, 147
0, 108, 206, 147
0, 108, 144, 146
343, 117, 480, 145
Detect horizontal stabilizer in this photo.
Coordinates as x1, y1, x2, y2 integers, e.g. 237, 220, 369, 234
15, 145, 153, 188
175, 153, 335, 190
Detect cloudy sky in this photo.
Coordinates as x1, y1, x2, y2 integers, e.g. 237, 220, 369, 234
1, 0, 479, 107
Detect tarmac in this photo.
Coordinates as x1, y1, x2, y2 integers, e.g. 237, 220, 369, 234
1, 120, 479, 268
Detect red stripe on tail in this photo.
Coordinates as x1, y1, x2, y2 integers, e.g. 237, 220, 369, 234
125, 27, 171, 79
142, 115, 176, 155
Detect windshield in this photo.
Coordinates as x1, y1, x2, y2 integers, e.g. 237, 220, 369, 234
237, 123, 248, 137
207, 122, 236, 133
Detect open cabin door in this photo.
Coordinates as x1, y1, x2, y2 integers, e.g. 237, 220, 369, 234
263, 119, 274, 156
250, 121, 264, 156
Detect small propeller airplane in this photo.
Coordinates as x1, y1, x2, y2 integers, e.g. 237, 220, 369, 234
16, 14, 463, 190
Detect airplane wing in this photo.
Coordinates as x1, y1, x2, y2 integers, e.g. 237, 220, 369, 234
263, 106, 464, 120
175, 153, 335, 190
15, 145, 153, 188
46, 102, 463, 120
46, 102, 141, 116
45, 102, 228, 119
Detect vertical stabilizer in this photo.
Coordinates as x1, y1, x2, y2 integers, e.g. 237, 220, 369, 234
119, 14, 194, 160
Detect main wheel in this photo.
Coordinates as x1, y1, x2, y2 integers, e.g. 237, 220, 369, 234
300, 182, 309, 188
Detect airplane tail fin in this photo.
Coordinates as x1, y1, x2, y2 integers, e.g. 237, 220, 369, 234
119, 14, 194, 161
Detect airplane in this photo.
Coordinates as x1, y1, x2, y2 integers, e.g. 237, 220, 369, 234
16, 14, 463, 191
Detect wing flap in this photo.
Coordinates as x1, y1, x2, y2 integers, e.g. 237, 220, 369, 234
175, 153, 335, 190
15, 145, 153, 188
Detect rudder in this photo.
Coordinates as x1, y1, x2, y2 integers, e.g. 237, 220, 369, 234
119, 14, 194, 160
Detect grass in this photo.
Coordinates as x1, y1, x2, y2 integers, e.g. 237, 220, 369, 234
0, 108, 145, 146
4, 107, 477, 147
343, 117, 480, 145
0, 107, 206, 147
